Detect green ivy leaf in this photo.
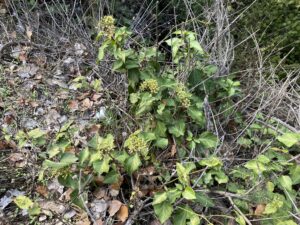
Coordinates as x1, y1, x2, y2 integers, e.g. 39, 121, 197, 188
276, 220, 297, 225
244, 160, 267, 174
28, 128, 46, 139
213, 170, 229, 184
290, 165, 300, 185
47, 145, 60, 158
93, 155, 110, 175
173, 208, 187, 225
196, 132, 217, 148
88, 134, 115, 151
167, 188, 182, 204
79, 148, 90, 166
176, 163, 190, 185
154, 138, 169, 149
153, 201, 173, 224
125, 153, 141, 174
235, 215, 246, 225
112, 59, 124, 71
189, 40, 204, 54
195, 192, 214, 207
43, 153, 78, 169
278, 175, 293, 192
277, 132, 300, 147
104, 170, 120, 184
263, 195, 284, 214
169, 120, 185, 137
199, 156, 222, 168
98, 41, 109, 61
155, 121, 167, 137
136, 93, 156, 116
165, 37, 184, 58
141, 132, 156, 142
153, 192, 168, 205
187, 107, 205, 126
182, 186, 196, 200
14, 195, 33, 210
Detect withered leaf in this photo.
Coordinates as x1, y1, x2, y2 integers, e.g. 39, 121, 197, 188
108, 200, 122, 217
117, 205, 129, 222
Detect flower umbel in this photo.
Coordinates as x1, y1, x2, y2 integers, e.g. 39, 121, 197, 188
175, 83, 191, 108
140, 79, 159, 94
124, 130, 148, 154
97, 16, 115, 38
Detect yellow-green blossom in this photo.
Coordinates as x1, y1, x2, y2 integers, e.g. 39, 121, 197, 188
175, 83, 191, 108
140, 79, 159, 94
124, 130, 148, 154
97, 15, 115, 38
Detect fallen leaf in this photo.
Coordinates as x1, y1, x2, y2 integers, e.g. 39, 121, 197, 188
36, 185, 49, 198
92, 93, 102, 101
75, 213, 90, 225
17, 64, 39, 78
77, 92, 90, 100
150, 220, 162, 225
82, 98, 93, 110
68, 100, 79, 112
171, 144, 176, 157
39, 201, 66, 214
87, 124, 101, 135
94, 219, 103, 225
9, 153, 24, 163
93, 188, 107, 199
26, 26, 33, 40
108, 200, 122, 217
45, 109, 61, 125
59, 188, 73, 201
91, 199, 107, 213
255, 204, 266, 215
117, 205, 129, 222
64, 209, 76, 219
30, 101, 39, 108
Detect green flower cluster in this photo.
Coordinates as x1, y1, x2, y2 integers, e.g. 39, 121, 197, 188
97, 15, 115, 38
140, 79, 159, 94
175, 83, 191, 108
124, 130, 148, 154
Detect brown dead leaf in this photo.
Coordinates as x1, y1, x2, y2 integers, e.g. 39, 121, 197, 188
94, 219, 103, 225
87, 124, 101, 135
75, 214, 90, 225
10, 31, 17, 39
171, 144, 176, 157
91, 93, 102, 101
93, 188, 107, 200
77, 92, 90, 100
9, 153, 24, 163
59, 188, 73, 201
30, 101, 39, 108
0, 140, 16, 150
94, 175, 105, 186
108, 200, 122, 217
39, 201, 66, 214
255, 204, 266, 215
36, 185, 49, 198
141, 166, 155, 175
26, 26, 33, 40
68, 100, 79, 112
150, 220, 162, 225
4, 114, 14, 125
81, 98, 93, 110
117, 205, 129, 222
